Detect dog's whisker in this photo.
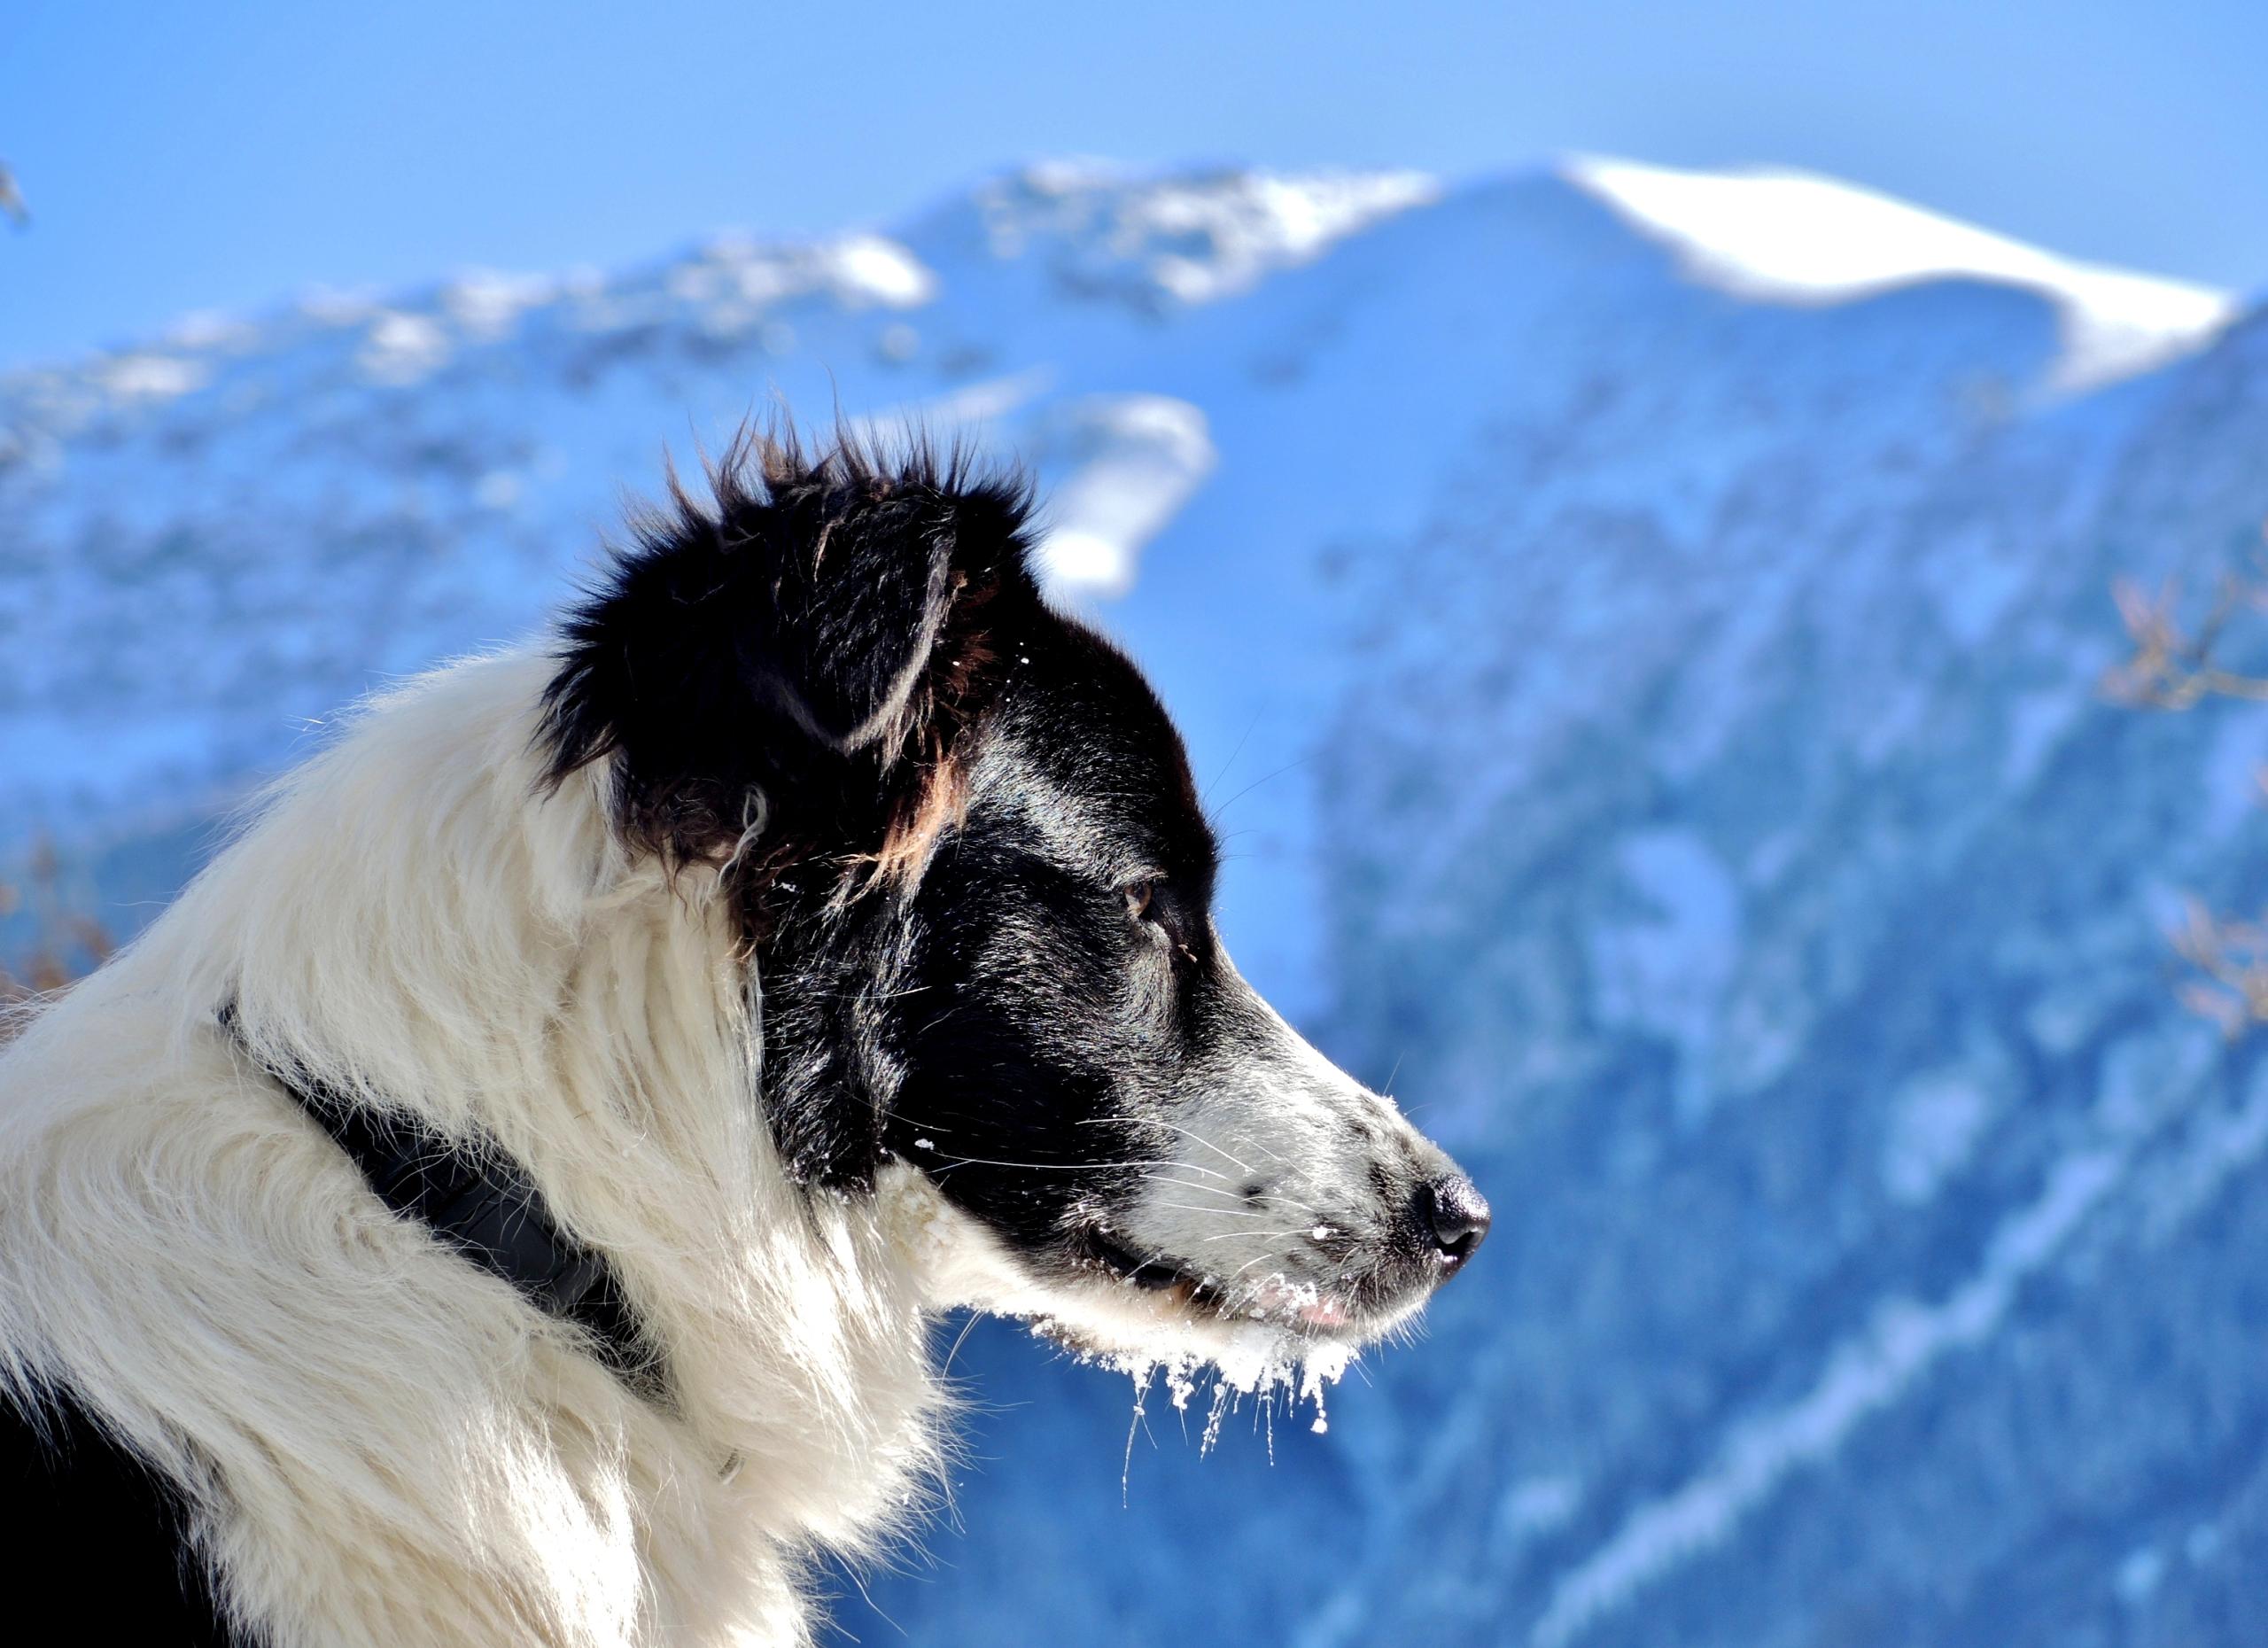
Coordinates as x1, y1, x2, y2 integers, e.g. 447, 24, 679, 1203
939, 1309, 983, 1379
1130, 1174, 1326, 1216
915, 1150, 1213, 1175
1127, 1174, 1268, 1202
1131, 1115, 1271, 1175
1071, 1118, 1243, 1184
1219, 1131, 1293, 1168
1223, 1252, 1293, 1285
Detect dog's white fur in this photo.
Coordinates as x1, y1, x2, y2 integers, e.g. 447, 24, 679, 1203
0, 651, 994, 1646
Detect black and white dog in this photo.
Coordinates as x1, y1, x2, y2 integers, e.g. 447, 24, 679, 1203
0, 429, 1487, 1645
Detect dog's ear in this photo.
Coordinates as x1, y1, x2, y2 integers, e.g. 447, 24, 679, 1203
539, 430, 1038, 862
731, 447, 1030, 756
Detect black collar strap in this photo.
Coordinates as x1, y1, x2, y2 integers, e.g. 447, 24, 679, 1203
219, 1007, 665, 1401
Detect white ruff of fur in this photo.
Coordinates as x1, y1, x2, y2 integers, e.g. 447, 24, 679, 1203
0, 651, 955, 1647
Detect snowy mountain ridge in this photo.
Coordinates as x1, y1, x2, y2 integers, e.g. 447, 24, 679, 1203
1567, 156, 2236, 389
9, 156, 2268, 1648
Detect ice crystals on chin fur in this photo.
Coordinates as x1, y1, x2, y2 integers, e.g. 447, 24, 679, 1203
1033, 1315, 1354, 1457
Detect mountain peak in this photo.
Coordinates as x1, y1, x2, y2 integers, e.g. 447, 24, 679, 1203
1562, 154, 2235, 390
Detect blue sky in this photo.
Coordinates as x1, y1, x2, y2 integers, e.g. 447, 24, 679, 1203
4, 0, 2263, 371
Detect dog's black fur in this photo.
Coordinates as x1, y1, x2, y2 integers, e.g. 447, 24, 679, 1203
3, 1393, 234, 1644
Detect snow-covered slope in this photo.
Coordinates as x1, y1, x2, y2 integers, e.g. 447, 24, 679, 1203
8, 157, 2268, 1647
1569, 156, 2234, 389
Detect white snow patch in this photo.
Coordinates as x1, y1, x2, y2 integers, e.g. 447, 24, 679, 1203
1021, 156, 1122, 198
1495, 1475, 1584, 1551
1032, 395, 1216, 598
2199, 709, 2268, 840
1587, 830, 1742, 1113
2116, 1545, 2166, 1605
95, 354, 208, 404
824, 234, 937, 308
2003, 687, 2083, 789
161, 310, 258, 353
1921, 531, 2031, 645
976, 164, 1439, 306
358, 311, 451, 385
915, 366, 1055, 427
663, 233, 936, 327
1881, 1068, 1994, 1204
1566, 155, 2234, 392
1134, 170, 1441, 304
441, 270, 555, 339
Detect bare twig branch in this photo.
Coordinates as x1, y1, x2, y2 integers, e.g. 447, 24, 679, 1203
0, 837, 112, 1030
2102, 561, 2268, 710
2111, 523, 2268, 1037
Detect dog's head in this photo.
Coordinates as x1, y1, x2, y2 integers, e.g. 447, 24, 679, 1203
541, 431, 1487, 1364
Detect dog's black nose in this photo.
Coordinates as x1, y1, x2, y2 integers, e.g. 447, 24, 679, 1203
1418, 1174, 1491, 1266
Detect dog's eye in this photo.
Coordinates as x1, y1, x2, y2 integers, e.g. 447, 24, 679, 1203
1123, 879, 1158, 923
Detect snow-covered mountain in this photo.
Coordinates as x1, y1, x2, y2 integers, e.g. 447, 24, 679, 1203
9, 157, 2268, 1646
